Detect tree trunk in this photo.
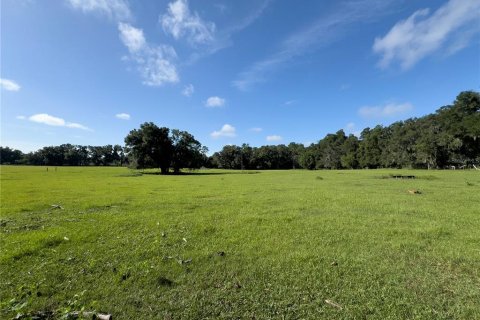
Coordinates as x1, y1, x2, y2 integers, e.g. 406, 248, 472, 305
160, 166, 169, 174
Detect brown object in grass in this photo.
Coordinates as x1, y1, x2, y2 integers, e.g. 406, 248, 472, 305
408, 189, 421, 194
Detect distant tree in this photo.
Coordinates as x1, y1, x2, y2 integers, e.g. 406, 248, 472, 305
288, 142, 305, 169
299, 147, 317, 170
39, 146, 66, 166
88, 146, 104, 166
214, 145, 242, 169
170, 129, 206, 173
341, 134, 359, 169
436, 91, 480, 165
0, 147, 24, 164
240, 143, 253, 170
124, 122, 172, 174
113, 144, 125, 166
357, 126, 386, 168
316, 130, 347, 169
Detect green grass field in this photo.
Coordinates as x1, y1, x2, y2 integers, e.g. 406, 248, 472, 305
1, 166, 479, 319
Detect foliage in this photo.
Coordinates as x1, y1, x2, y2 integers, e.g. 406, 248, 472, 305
208, 91, 480, 170
0, 144, 126, 166
124, 122, 207, 174
124, 122, 173, 173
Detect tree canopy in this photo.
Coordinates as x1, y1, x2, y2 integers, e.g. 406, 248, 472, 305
209, 91, 480, 170
124, 122, 207, 174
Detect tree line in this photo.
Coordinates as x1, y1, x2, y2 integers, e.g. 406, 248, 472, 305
1, 91, 479, 170
209, 91, 479, 170
0, 122, 208, 174
0, 144, 127, 166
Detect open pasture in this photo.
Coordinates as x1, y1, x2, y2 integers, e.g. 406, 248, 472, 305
1, 166, 479, 319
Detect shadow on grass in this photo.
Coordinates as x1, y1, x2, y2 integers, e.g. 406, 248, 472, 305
140, 171, 261, 176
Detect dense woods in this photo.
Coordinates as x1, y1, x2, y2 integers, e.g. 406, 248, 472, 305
209, 91, 480, 170
1, 91, 479, 170
0, 144, 127, 166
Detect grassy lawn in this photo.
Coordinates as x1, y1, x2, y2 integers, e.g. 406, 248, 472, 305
1, 166, 479, 319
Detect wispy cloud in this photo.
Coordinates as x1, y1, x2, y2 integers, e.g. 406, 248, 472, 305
205, 96, 225, 108
358, 102, 413, 118
118, 23, 179, 86
211, 124, 236, 138
68, 1, 178, 86
344, 122, 361, 136
28, 113, 92, 131
118, 22, 146, 52
373, 0, 480, 70
115, 113, 130, 120
224, 0, 272, 34
183, 0, 272, 64
284, 100, 297, 106
67, 0, 132, 21
249, 127, 263, 132
233, 0, 396, 90
16, 115, 26, 120
0, 78, 21, 91
182, 84, 194, 97
266, 135, 282, 142
161, 0, 215, 46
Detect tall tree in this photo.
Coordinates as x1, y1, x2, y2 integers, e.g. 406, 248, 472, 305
0, 147, 24, 164
124, 122, 172, 174
170, 129, 206, 173
341, 134, 359, 169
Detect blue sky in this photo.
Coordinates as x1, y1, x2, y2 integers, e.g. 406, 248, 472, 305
1, 0, 479, 153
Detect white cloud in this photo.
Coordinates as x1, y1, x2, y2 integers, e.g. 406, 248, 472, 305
28, 113, 92, 131
233, 0, 396, 90
211, 124, 236, 138
29, 114, 65, 126
249, 127, 263, 132
115, 113, 130, 120
358, 102, 413, 118
266, 135, 282, 142
205, 96, 225, 108
118, 22, 146, 52
65, 122, 91, 130
0, 78, 21, 91
182, 84, 194, 97
373, 0, 480, 69
16, 115, 26, 120
118, 23, 179, 86
161, 0, 215, 46
69, 2, 177, 86
67, 0, 132, 21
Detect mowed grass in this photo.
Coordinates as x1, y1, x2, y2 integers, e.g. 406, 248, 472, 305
1, 166, 479, 319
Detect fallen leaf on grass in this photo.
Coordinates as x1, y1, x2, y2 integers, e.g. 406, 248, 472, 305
325, 299, 342, 309
177, 258, 192, 265
408, 189, 421, 194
